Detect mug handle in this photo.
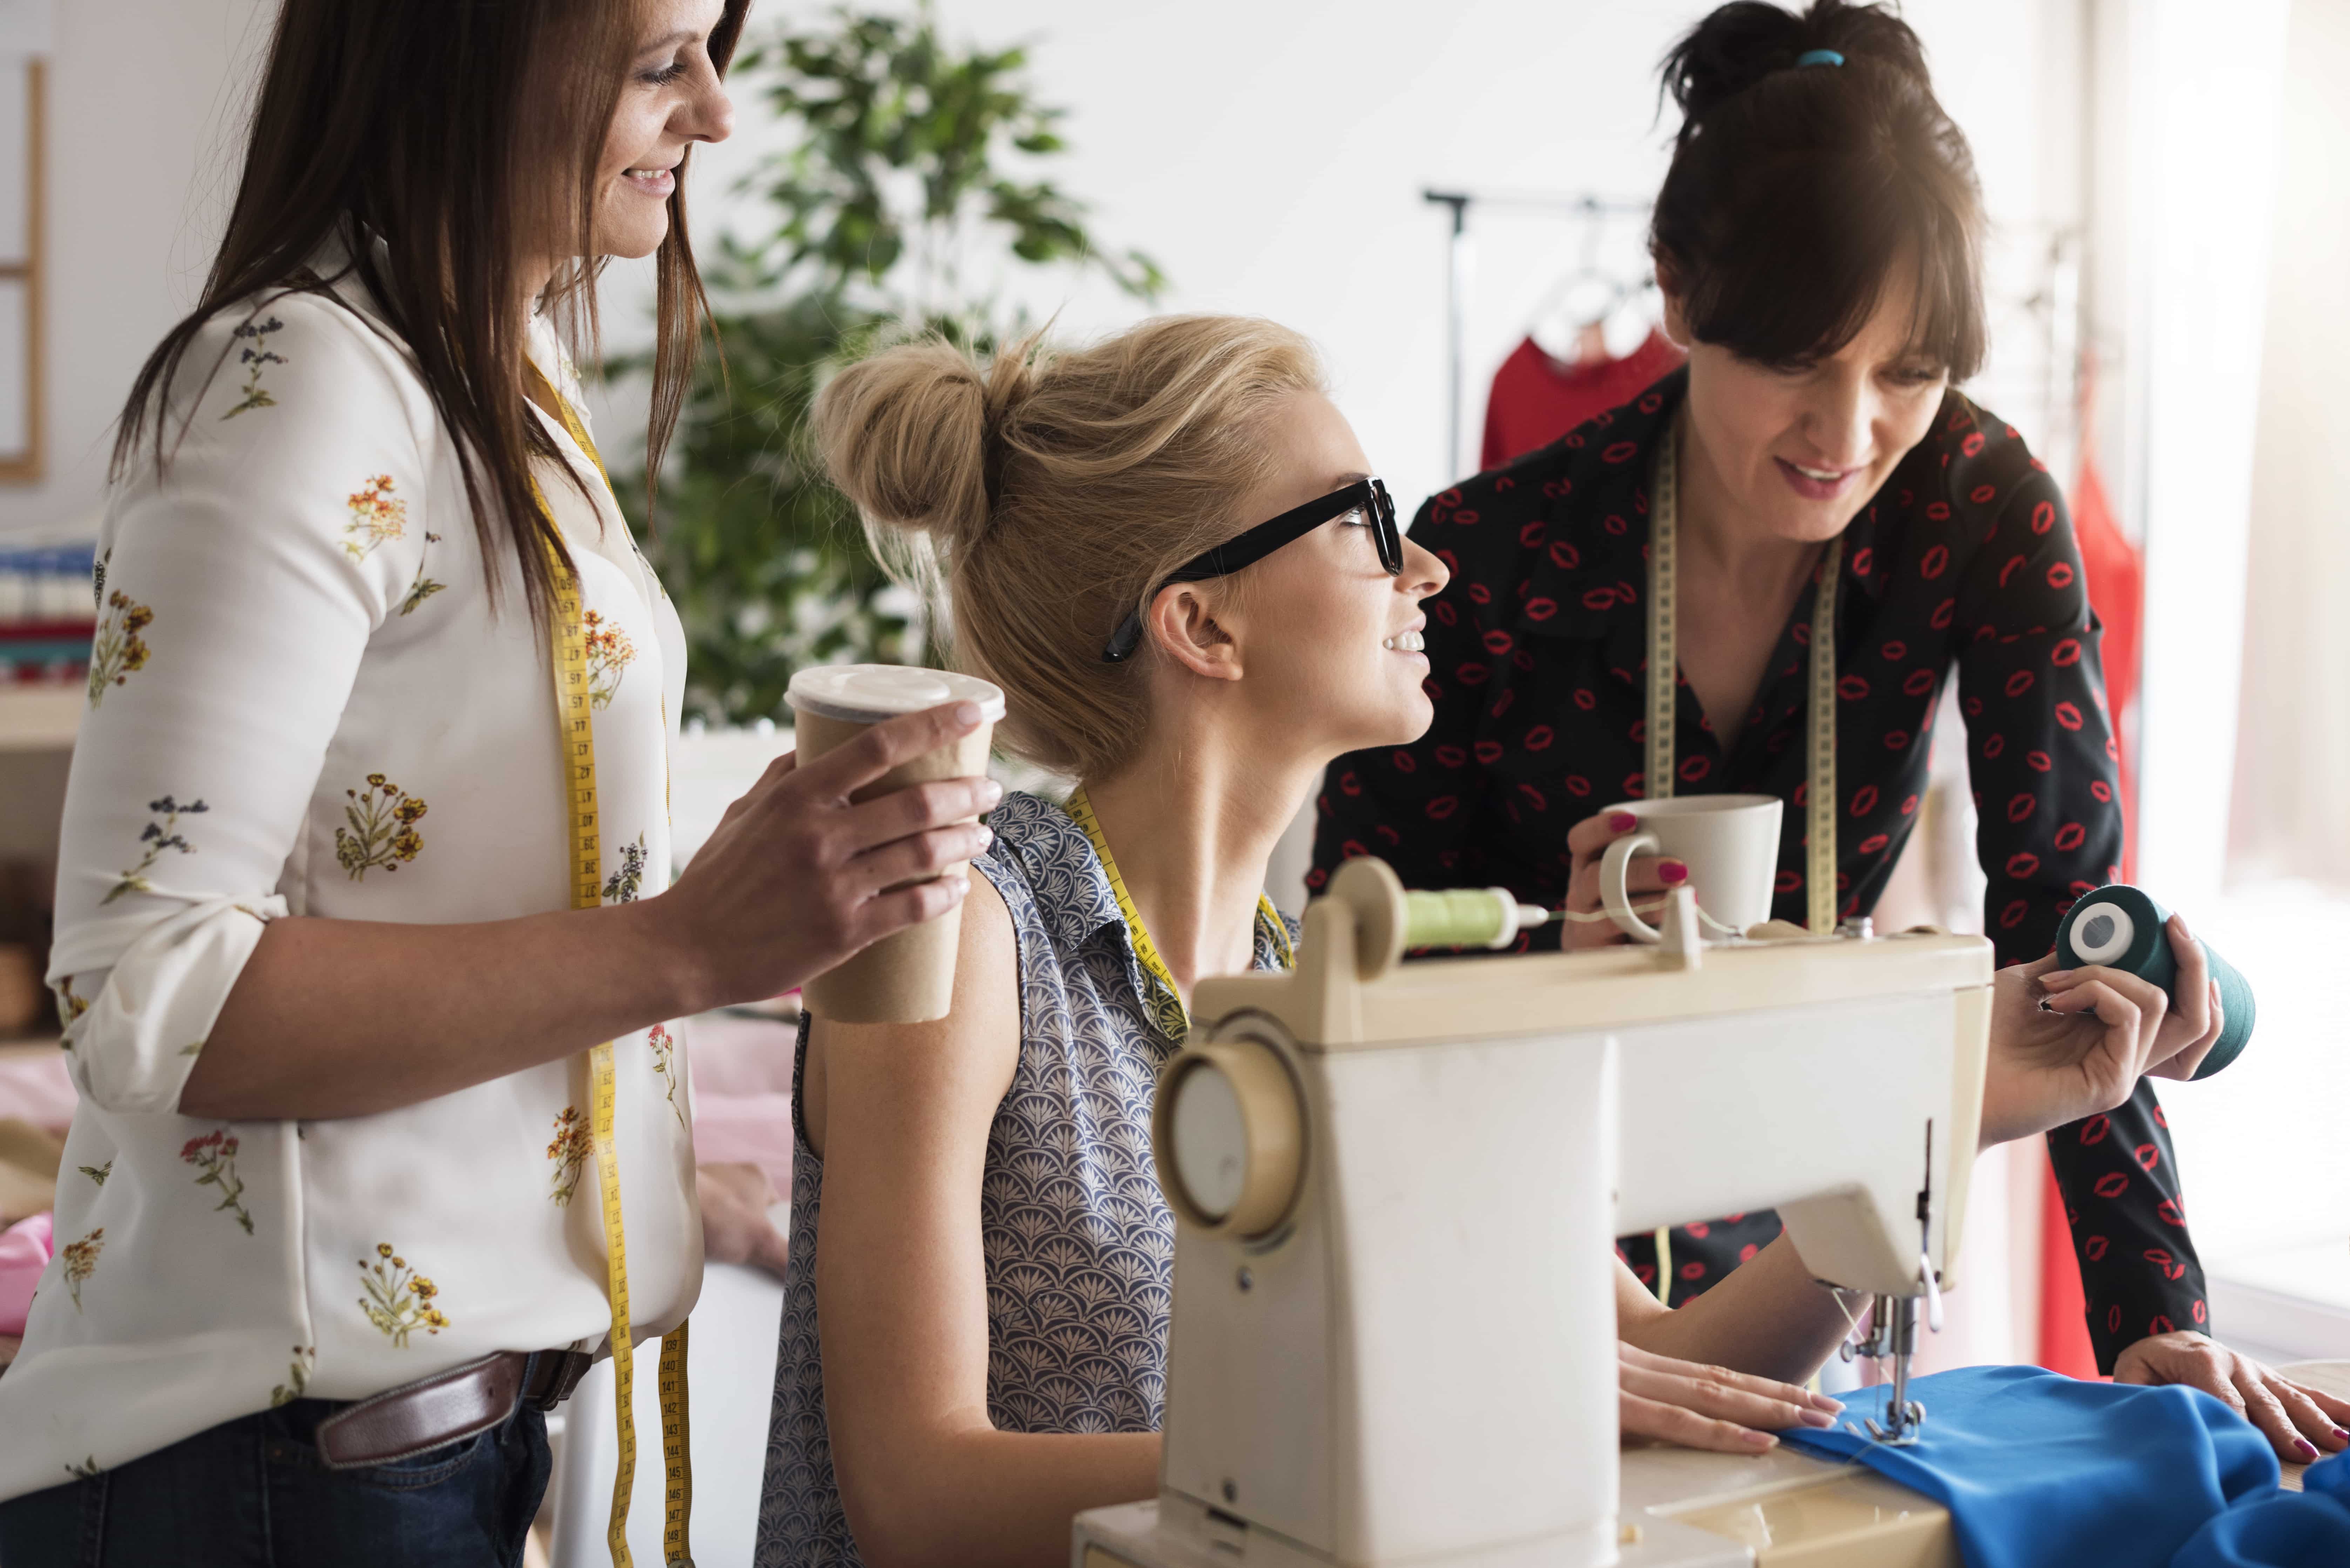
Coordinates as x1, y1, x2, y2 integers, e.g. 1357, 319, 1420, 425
1600, 831, 1664, 943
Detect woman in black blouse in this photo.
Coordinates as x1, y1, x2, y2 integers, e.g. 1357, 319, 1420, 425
1314, 0, 2350, 1461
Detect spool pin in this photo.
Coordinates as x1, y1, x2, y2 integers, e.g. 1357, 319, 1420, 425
2053, 885, 2254, 1079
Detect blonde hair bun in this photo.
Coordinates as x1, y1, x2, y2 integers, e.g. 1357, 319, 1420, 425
814, 338, 1034, 557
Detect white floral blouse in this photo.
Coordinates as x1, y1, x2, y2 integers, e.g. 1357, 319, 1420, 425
0, 245, 701, 1501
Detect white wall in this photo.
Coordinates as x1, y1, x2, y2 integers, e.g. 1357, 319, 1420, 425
592, 0, 2082, 516
0, 0, 269, 544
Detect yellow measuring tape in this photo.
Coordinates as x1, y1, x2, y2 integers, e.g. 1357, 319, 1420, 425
1646, 413, 1841, 937
1646, 414, 1841, 1308
531, 363, 694, 1568
1062, 786, 1292, 1036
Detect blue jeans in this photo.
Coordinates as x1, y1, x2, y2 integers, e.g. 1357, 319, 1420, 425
0, 1396, 551, 1567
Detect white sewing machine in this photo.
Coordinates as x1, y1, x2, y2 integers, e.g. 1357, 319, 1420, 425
1073, 858, 1995, 1568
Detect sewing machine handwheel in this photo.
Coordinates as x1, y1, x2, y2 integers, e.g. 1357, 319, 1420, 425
1153, 1034, 1305, 1241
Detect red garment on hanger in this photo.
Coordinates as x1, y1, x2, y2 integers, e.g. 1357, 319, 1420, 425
2035, 448, 2144, 1383
1479, 329, 1685, 471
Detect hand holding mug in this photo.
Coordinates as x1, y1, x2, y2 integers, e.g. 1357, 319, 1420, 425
1562, 811, 1690, 950
1568, 796, 1785, 946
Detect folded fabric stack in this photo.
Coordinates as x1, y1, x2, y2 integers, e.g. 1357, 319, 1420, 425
0, 542, 96, 685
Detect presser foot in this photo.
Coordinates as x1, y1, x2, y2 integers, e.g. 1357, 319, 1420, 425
1862, 1399, 1927, 1446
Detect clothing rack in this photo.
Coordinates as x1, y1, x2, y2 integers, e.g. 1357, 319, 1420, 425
1423, 189, 1653, 481
1424, 191, 2092, 494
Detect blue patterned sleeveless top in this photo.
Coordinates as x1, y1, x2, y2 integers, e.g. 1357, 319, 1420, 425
756, 790, 1297, 1566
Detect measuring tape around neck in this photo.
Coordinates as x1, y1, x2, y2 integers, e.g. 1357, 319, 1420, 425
1062, 786, 1293, 1039
531, 362, 695, 1568
1647, 414, 1842, 938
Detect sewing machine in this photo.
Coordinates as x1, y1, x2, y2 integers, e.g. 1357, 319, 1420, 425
1072, 858, 1994, 1568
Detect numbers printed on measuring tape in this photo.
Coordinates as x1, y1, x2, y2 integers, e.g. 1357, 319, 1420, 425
1648, 416, 1842, 936
533, 359, 694, 1567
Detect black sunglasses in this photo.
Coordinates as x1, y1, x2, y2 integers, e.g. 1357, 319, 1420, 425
1101, 477, 1400, 663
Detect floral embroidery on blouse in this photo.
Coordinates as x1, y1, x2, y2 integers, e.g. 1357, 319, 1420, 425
583, 610, 636, 710
221, 315, 286, 420
60, 1228, 103, 1312
399, 531, 446, 616
341, 474, 407, 562
86, 590, 154, 707
270, 1344, 315, 1408
547, 1106, 592, 1206
77, 1160, 110, 1187
104, 795, 208, 905
357, 1242, 448, 1346
603, 833, 648, 904
52, 976, 89, 1048
647, 1023, 683, 1125
335, 772, 427, 878
180, 1129, 254, 1235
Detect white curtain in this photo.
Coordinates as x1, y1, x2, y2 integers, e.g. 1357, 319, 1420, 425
2229, 0, 2350, 890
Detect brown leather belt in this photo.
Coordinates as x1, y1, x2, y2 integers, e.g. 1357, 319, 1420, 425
314, 1348, 595, 1470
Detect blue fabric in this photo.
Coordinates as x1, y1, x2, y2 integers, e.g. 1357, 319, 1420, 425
1781, 1364, 2278, 1568
757, 792, 1297, 1566
2171, 1453, 2350, 1568
0, 1397, 549, 1567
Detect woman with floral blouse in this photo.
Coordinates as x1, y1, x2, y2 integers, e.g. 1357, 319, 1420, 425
0, 3, 997, 1564
1312, 0, 2350, 1464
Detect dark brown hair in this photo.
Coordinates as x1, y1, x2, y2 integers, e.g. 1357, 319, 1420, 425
1652, 0, 1986, 380
113, 0, 746, 624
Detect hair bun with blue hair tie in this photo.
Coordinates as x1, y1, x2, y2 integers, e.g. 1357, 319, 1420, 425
1795, 48, 1845, 67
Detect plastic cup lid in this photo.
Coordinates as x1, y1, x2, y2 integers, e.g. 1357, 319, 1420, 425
785, 663, 1007, 725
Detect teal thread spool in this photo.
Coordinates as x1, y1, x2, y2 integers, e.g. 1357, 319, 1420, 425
2053, 885, 2255, 1079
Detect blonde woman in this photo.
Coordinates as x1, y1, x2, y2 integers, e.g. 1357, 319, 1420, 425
758, 318, 2224, 1568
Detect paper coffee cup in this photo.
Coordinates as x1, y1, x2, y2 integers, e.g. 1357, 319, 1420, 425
786, 665, 1007, 1023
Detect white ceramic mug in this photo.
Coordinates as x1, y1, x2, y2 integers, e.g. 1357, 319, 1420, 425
1598, 794, 1783, 943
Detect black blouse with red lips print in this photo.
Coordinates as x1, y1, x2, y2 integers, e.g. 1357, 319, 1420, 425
1309, 366, 2204, 1372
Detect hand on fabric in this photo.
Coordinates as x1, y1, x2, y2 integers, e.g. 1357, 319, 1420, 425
1617, 1340, 1842, 1453
2113, 1331, 2350, 1464
653, 702, 1001, 1012
1560, 812, 1689, 950
695, 1161, 790, 1280
1978, 919, 2221, 1148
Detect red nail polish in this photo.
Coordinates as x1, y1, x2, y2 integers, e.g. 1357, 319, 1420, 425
2296, 1438, 2320, 1459
1659, 862, 1689, 884
1608, 812, 1637, 831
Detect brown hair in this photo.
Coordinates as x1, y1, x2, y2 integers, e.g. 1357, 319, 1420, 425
113, 0, 747, 625
1652, 0, 1986, 380
816, 317, 1326, 779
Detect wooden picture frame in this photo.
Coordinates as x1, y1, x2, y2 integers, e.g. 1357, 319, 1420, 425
0, 55, 42, 484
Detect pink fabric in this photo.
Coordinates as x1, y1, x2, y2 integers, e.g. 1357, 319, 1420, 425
0, 1052, 75, 1134
0, 1211, 54, 1335
686, 1012, 798, 1197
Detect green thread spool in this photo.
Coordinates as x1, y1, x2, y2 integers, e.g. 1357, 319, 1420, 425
1401, 887, 1551, 951
2053, 885, 2255, 1079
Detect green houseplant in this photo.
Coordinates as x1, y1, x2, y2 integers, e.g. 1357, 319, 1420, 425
614, 4, 1166, 725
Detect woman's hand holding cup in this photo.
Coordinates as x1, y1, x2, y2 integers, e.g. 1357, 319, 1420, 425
1563, 810, 1689, 950
648, 701, 1001, 1014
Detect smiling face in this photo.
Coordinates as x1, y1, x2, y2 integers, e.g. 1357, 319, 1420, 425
589, 0, 736, 262
1156, 392, 1449, 765
1667, 256, 1950, 548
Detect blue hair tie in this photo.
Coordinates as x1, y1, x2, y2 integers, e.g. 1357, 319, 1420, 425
1795, 48, 1845, 67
